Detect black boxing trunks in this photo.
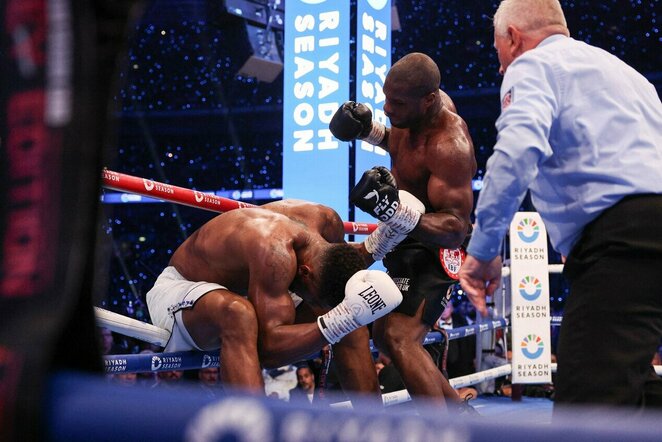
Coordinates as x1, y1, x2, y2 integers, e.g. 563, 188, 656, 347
383, 239, 456, 326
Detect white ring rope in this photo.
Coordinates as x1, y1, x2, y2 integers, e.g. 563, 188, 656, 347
331, 364, 515, 409
95, 307, 169, 347
96, 308, 507, 350
333, 363, 661, 408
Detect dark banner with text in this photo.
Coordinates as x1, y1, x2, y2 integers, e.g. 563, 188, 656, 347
0, 1, 141, 439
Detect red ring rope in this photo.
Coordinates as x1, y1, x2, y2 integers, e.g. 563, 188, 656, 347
101, 169, 377, 235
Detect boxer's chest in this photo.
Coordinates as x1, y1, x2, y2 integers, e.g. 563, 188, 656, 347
389, 132, 431, 197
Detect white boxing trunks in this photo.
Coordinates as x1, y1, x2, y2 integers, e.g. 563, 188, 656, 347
146, 266, 226, 352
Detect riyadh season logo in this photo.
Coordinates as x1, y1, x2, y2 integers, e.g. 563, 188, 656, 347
518, 276, 542, 301
520, 334, 544, 359
517, 218, 540, 243
143, 178, 155, 191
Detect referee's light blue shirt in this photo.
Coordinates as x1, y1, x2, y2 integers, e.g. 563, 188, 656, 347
468, 34, 662, 260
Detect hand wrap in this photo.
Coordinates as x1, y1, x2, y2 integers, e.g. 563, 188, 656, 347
351, 167, 423, 234
363, 191, 425, 260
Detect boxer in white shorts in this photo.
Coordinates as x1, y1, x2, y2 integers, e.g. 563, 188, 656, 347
147, 266, 305, 352
144, 200, 404, 398
146, 266, 226, 352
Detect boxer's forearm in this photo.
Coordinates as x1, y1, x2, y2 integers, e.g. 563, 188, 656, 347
409, 211, 469, 249
333, 327, 382, 399
258, 323, 328, 368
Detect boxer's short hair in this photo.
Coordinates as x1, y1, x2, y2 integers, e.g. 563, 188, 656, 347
318, 244, 365, 307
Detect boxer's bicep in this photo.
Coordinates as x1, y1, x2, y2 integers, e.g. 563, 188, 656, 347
427, 139, 475, 224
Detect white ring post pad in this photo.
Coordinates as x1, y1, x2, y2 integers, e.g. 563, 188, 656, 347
509, 212, 552, 384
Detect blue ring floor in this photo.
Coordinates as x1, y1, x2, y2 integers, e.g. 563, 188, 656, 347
471, 395, 554, 423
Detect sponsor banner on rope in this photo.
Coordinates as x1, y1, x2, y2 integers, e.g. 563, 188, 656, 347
509, 212, 552, 383
283, 0, 350, 218
354, 0, 391, 218
103, 351, 220, 374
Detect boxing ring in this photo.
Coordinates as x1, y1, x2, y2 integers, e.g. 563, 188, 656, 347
65, 169, 662, 441
98, 169, 516, 402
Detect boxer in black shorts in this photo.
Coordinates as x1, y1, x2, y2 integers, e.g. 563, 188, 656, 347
385, 240, 454, 327
330, 52, 477, 410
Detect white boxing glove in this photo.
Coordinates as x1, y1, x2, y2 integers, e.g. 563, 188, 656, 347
317, 270, 402, 344
363, 190, 425, 260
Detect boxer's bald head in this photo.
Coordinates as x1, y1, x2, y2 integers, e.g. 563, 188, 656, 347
386, 52, 440, 98
383, 53, 442, 128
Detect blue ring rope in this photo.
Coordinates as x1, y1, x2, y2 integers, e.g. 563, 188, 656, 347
104, 317, 508, 374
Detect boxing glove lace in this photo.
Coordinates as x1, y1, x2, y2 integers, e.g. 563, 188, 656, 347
364, 190, 426, 260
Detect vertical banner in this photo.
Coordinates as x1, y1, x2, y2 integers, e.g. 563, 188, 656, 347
354, 0, 391, 224
509, 212, 552, 384
283, 0, 350, 217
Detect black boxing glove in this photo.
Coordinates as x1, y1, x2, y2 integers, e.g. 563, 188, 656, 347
350, 166, 397, 219
329, 101, 386, 145
350, 166, 422, 234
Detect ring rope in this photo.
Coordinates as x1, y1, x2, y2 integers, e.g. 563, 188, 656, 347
102, 347, 514, 408
101, 169, 377, 235
98, 310, 662, 407
331, 362, 662, 409
102, 316, 510, 408
331, 364, 515, 409
95, 310, 508, 351
95, 307, 170, 347
100, 315, 509, 373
